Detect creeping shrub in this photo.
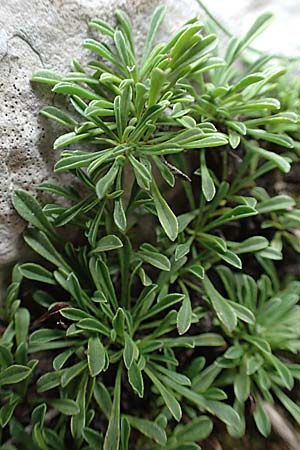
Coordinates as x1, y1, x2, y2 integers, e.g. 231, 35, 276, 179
1, 4, 300, 449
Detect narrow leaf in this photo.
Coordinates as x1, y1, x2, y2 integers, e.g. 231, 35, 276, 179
151, 179, 178, 241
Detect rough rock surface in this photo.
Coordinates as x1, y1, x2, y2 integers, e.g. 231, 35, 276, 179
0, 0, 299, 265
0, 0, 156, 265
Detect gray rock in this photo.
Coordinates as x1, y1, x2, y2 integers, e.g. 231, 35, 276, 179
163, 0, 300, 57
0, 0, 299, 266
0, 0, 157, 265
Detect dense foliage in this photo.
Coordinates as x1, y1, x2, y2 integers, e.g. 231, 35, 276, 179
1, 4, 300, 449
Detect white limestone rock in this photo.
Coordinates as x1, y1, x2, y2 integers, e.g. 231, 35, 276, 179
0, 0, 156, 264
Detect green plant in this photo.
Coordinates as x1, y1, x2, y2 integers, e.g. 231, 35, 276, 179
1, 4, 300, 449
200, 268, 300, 437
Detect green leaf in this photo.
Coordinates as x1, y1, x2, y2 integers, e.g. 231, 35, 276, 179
202, 275, 237, 332
248, 129, 294, 148
123, 333, 139, 369
83, 38, 122, 66
61, 361, 87, 388
30, 328, 66, 344
193, 333, 226, 347
32, 69, 62, 84
174, 416, 213, 443
12, 190, 55, 235
175, 238, 193, 261
53, 131, 91, 150
139, 244, 171, 271
114, 31, 132, 68
128, 361, 144, 398
253, 396, 271, 437
258, 247, 282, 260
247, 142, 291, 173
112, 308, 125, 337
143, 293, 184, 320
169, 22, 203, 60
165, 375, 240, 429
0, 346, 13, 369
94, 382, 112, 419
193, 364, 222, 392
52, 82, 101, 100
33, 423, 48, 450
196, 232, 223, 253
238, 13, 273, 52
84, 26, 111, 46
204, 206, 257, 231
183, 134, 228, 149
256, 195, 295, 214
274, 387, 300, 424
96, 159, 120, 199
55, 151, 100, 172
85, 101, 114, 118
40, 106, 77, 128
231, 73, 264, 92
226, 120, 247, 135
151, 179, 178, 241
64, 71, 99, 85
82, 427, 104, 448
266, 354, 293, 390
24, 230, 69, 270
246, 355, 263, 375
89, 257, 118, 311
38, 182, 79, 200
70, 374, 87, 439
228, 301, 255, 325
103, 366, 122, 450
37, 371, 62, 392
118, 81, 132, 136
230, 98, 280, 113
120, 417, 130, 450
152, 156, 175, 187
50, 399, 80, 415
177, 295, 192, 335
0, 396, 20, 428
154, 364, 191, 386
234, 373, 250, 402
87, 336, 106, 376
225, 13, 273, 64
220, 250, 242, 269
0, 365, 31, 386
126, 416, 167, 445
114, 198, 127, 232
207, 401, 242, 436
60, 308, 92, 321
231, 236, 269, 254
77, 318, 110, 337
149, 68, 166, 107
200, 150, 215, 201
244, 336, 271, 354
91, 235, 123, 253
142, 5, 166, 64
229, 131, 240, 149
185, 263, 205, 280
116, 9, 134, 52
19, 263, 55, 285
14, 308, 30, 347
177, 115, 197, 129
145, 368, 182, 421
53, 349, 74, 371
224, 345, 243, 360
128, 154, 152, 191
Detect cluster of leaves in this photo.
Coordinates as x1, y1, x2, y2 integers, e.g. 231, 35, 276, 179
1, 4, 300, 449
